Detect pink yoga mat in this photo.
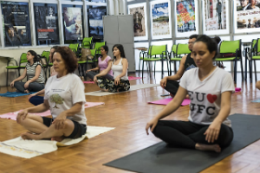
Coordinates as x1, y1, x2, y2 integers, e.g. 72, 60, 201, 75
83, 76, 142, 84
148, 98, 190, 106
0, 102, 104, 121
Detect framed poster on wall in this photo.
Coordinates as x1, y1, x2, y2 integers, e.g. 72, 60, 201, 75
34, 3, 60, 45
62, 5, 84, 44
128, 3, 148, 41
234, 0, 260, 33
1, 1, 31, 47
175, 0, 199, 38
202, 0, 230, 35
150, 0, 172, 40
87, 5, 106, 41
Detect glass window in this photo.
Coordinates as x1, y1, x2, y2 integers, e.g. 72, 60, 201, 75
34, 3, 60, 45
1, 1, 31, 47
62, 4, 84, 44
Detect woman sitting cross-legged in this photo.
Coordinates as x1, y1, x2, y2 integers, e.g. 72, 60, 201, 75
93, 44, 130, 92
10, 50, 45, 93
17, 46, 87, 141
146, 35, 234, 152
85, 45, 113, 81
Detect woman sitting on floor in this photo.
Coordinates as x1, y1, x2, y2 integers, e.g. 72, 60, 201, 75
10, 50, 45, 93
145, 35, 234, 152
85, 45, 113, 80
93, 44, 130, 92
17, 46, 87, 141
28, 46, 58, 106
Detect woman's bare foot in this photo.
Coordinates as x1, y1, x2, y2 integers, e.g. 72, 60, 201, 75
101, 89, 108, 92
24, 90, 29, 93
51, 136, 64, 142
21, 132, 41, 140
195, 143, 221, 152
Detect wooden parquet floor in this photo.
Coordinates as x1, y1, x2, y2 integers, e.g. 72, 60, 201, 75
0, 72, 260, 173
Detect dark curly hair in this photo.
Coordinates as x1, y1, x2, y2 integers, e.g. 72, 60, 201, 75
53, 46, 78, 73
27, 50, 40, 63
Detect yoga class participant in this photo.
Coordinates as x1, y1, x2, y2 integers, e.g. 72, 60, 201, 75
10, 50, 45, 93
160, 34, 198, 97
85, 45, 113, 80
94, 44, 130, 92
28, 46, 58, 106
17, 46, 87, 141
146, 35, 234, 152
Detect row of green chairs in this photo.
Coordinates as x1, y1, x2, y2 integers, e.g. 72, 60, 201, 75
139, 40, 244, 83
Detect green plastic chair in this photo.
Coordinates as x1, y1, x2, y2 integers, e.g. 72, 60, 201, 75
94, 42, 106, 55
141, 45, 169, 79
169, 45, 181, 75
69, 43, 79, 58
251, 38, 260, 81
215, 39, 243, 84
78, 49, 97, 80
82, 37, 93, 49
139, 47, 151, 73
6, 53, 27, 86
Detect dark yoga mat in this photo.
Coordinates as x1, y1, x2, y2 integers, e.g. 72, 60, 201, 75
105, 114, 260, 173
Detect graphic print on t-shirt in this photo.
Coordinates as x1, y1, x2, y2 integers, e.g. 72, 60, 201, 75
207, 94, 217, 103
50, 93, 64, 109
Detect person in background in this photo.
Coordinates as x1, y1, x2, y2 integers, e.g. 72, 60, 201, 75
10, 50, 45, 93
94, 44, 130, 92
160, 34, 198, 97
85, 45, 113, 81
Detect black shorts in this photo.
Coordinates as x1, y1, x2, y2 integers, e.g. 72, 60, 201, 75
42, 117, 87, 139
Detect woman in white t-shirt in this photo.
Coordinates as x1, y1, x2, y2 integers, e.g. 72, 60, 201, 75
146, 35, 235, 152
17, 46, 87, 141
93, 44, 130, 92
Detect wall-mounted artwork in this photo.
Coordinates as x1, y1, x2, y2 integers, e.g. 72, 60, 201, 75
128, 3, 148, 41
234, 0, 260, 33
175, 0, 198, 38
202, 0, 230, 35
34, 3, 60, 45
150, 0, 172, 39
1, 1, 31, 47
62, 5, 84, 44
87, 5, 106, 41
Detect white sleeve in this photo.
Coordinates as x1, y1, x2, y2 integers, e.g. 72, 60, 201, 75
221, 72, 235, 93
179, 70, 189, 90
44, 77, 53, 100
70, 76, 86, 104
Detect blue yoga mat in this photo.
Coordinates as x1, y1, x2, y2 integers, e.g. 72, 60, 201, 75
252, 98, 260, 103
0, 92, 36, 98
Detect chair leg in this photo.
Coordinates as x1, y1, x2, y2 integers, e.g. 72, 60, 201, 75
166, 60, 169, 76
142, 60, 145, 80
154, 61, 156, 78
169, 61, 172, 75
6, 69, 9, 87
139, 59, 141, 74
254, 60, 257, 81
240, 58, 244, 81
161, 59, 164, 79
234, 60, 237, 84
174, 61, 177, 74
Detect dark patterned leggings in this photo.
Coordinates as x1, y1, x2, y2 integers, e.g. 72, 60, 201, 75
96, 78, 130, 92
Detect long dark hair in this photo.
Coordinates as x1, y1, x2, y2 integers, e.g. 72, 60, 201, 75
27, 50, 40, 63
112, 44, 126, 59
195, 35, 218, 59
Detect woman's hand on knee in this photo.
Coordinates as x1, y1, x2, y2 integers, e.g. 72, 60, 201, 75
17, 110, 28, 123
10, 81, 15, 87
24, 81, 30, 89
204, 121, 221, 143
146, 118, 159, 135
52, 112, 67, 130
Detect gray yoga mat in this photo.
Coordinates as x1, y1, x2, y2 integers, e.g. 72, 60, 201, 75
104, 114, 260, 173
252, 98, 260, 103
